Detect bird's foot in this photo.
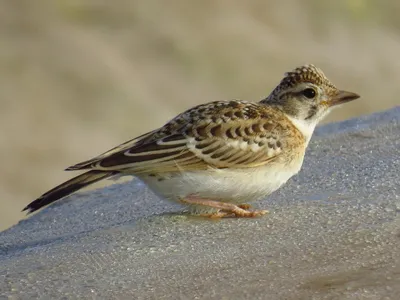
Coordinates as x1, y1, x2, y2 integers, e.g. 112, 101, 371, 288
181, 196, 268, 218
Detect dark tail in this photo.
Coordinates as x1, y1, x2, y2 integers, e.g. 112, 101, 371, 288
23, 170, 117, 214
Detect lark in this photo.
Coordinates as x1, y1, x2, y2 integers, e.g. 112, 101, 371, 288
24, 65, 359, 218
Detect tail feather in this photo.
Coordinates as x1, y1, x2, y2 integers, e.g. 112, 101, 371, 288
23, 170, 117, 214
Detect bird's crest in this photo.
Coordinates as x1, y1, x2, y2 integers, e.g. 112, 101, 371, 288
271, 65, 336, 98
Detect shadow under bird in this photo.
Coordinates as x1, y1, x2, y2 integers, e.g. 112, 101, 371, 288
24, 65, 360, 218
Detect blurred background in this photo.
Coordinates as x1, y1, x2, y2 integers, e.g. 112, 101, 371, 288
1, 0, 400, 231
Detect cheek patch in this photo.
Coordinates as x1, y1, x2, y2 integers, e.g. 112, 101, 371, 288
305, 105, 318, 120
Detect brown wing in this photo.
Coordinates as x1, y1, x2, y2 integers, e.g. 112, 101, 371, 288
67, 100, 299, 174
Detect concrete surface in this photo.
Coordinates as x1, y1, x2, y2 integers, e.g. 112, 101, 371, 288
1, 107, 400, 300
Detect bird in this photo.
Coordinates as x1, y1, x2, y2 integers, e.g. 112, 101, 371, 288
23, 64, 360, 218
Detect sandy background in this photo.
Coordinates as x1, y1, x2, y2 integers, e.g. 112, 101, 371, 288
1, 0, 400, 231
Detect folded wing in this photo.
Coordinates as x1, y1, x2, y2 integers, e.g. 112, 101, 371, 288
67, 101, 292, 174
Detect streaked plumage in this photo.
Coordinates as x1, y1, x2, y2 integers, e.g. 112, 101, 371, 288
24, 65, 360, 217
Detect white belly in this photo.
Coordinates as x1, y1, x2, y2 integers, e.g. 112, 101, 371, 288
138, 159, 303, 208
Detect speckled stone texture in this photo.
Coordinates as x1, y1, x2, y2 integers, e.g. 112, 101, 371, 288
1, 107, 400, 300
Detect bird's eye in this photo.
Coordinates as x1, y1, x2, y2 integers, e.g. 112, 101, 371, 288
302, 88, 316, 99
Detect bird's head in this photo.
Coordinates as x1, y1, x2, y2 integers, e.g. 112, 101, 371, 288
260, 64, 360, 140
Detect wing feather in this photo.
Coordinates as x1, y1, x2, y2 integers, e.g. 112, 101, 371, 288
67, 100, 301, 174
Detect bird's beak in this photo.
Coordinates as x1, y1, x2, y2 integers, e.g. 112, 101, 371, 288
329, 90, 360, 107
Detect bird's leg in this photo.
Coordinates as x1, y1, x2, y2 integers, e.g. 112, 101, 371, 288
181, 195, 268, 218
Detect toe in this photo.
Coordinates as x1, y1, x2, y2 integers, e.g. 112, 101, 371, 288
233, 208, 269, 218
200, 211, 232, 218
238, 204, 251, 209
251, 209, 269, 217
